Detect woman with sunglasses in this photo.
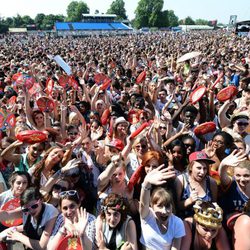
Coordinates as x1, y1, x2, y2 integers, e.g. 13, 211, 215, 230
48, 190, 95, 250
0, 187, 58, 250
42, 179, 70, 209
96, 193, 138, 250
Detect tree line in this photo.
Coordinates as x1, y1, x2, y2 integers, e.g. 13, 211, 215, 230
0, 0, 216, 33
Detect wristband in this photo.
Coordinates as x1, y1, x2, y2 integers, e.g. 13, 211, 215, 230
141, 183, 152, 191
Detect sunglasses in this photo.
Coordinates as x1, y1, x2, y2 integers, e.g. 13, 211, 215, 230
53, 184, 67, 192
159, 126, 167, 129
68, 132, 78, 136
59, 190, 79, 199
135, 144, 147, 149
22, 200, 40, 213
184, 143, 195, 148
237, 122, 249, 127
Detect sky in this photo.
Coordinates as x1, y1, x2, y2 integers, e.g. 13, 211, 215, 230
0, 0, 249, 24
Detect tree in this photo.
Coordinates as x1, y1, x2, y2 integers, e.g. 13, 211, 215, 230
22, 15, 34, 26
195, 19, 209, 25
0, 18, 8, 33
168, 10, 178, 27
184, 16, 195, 25
66, 1, 89, 22
35, 13, 45, 29
106, 0, 127, 20
134, 0, 164, 28
157, 10, 169, 27
12, 14, 24, 27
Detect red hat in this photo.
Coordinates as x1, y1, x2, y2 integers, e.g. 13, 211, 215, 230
106, 139, 124, 151
189, 151, 215, 164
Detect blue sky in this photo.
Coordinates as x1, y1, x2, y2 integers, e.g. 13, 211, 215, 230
0, 0, 249, 24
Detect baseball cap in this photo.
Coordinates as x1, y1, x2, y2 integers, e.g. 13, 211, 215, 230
106, 139, 124, 151
189, 151, 215, 164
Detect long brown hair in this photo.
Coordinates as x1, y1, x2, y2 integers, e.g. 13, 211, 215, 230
33, 146, 62, 188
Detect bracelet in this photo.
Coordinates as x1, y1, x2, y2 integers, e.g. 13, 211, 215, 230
141, 183, 152, 191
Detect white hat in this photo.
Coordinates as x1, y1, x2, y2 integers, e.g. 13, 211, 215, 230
113, 117, 129, 127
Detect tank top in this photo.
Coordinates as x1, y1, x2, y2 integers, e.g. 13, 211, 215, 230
102, 216, 131, 250
180, 173, 212, 217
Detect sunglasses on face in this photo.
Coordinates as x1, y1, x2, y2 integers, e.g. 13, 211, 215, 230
59, 190, 79, 199
22, 200, 40, 213
159, 126, 167, 130
135, 144, 147, 149
53, 184, 67, 192
236, 122, 249, 127
68, 132, 78, 136
184, 143, 195, 148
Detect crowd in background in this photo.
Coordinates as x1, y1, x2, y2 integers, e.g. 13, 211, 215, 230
0, 30, 249, 249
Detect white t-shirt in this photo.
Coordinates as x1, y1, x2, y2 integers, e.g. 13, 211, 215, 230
140, 208, 185, 250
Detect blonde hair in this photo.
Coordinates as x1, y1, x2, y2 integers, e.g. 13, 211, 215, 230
68, 112, 78, 124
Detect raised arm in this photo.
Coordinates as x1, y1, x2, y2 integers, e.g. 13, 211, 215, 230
219, 150, 247, 187
0, 140, 22, 165
139, 165, 176, 219
218, 100, 231, 129
97, 155, 121, 192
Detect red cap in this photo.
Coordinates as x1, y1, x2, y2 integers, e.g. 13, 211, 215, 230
189, 151, 215, 164
106, 139, 124, 151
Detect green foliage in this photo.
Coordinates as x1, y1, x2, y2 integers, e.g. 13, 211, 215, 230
184, 16, 195, 25
35, 13, 45, 29
66, 1, 89, 22
0, 18, 8, 33
106, 0, 127, 20
34, 13, 65, 30
168, 10, 179, 27
134, 0, 164, 28
22, 15, 34, 26
195, 19, 209, 25
12, 14, 24, 27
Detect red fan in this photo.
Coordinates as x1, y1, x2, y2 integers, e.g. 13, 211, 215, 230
1, 198, 22, 227
101, 109, 111, 126
12, 73, 22, 82
16, 130, 48, 144
194, 122, 216, 136
7, 96, 16, 106
59, 75, 69, 88
94, 73, 107, 85
37, 97, 55, 113
127, 165, 144, 191
136, 71, 146, 84
46, 78, 54, 95
190, 86, 206, 104
24, 76, 35, 89
216, 86, 238, 102
100, 78, 112, 90
68, 76, 78, 90
56, 236, 82, 250
130, 122, 149, 139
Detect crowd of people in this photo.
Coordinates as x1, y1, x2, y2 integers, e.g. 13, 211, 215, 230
0, 30, 249, 249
